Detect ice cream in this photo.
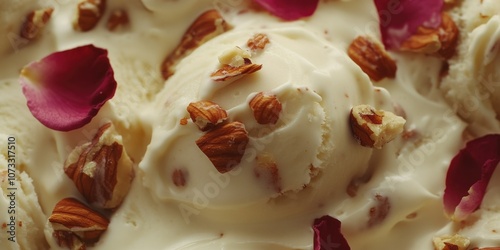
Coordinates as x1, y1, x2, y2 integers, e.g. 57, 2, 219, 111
0, 0, 498, 250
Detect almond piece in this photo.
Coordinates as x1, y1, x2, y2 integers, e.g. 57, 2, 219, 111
187, 100, 228, 131
249, 92, 282, 125
210, 61, 262, 82
64, 123, 135, 209
400, 13, 459, 59
20, 7, 54, 40
349, 105, 406, 149
348, 36, 397, 82
196, 121, 249, 173
49, 198, 109, 247
161, 9, 231, 79
433, 235, 470, 250
106, 9, 129, 31
247, 33, 270, 51
73, 0, 106, 32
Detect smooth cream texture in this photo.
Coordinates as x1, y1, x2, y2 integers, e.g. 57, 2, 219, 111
0, 0, 497, 249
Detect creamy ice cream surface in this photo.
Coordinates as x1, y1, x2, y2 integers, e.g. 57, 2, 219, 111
0, 0, 499, 250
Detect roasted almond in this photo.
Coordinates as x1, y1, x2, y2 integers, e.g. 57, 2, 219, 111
20, 7, 54, 40
73, 0, 106, 32
64, 123, 135, 209
161, 9, 231, 79
196, 121, 249, 173
187, 100, 228, 131
49, 198, 109, 247
249, 92, 282, 125
348, 36, 397, 81
349, 104, 406, 149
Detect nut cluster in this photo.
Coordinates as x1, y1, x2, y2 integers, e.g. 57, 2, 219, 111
210, 46, 262, 83
49, 123, 135, 249
349, 104, 406, 149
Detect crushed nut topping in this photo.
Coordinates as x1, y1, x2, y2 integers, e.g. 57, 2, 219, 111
20, 7, 54, 40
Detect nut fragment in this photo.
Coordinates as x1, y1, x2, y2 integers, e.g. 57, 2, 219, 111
247, 33, 270, 51
255, 153, 281, 193
73, 0, 106, 32
49, 198, 109, 248
20, 7, 54, 40
400, 13, 459, 59
249, 92, 282, 125
349, 104, 406, 149
64, 123, 135, 209
196, 121, 249, 173
218, 46, 252, 67
187, 100, 228, 131
433, 235, 470, 250
368, 194, 390, 227
106, 9, 129, 31
211, 61, 262, 82
161, 9, 231, 79
172, 168, 188, 187
348, 36, 397, 81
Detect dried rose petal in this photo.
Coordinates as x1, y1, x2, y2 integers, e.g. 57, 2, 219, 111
253, 0, 319, 20
19, 45, 116, 131
443, 134, 500, 221
374, 0, 443, 49
313, 215, 350, 250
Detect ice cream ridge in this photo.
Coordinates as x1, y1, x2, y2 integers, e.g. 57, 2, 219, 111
0, 0, 499, 250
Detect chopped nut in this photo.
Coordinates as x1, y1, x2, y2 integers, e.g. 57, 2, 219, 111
210, 61, 262, 82
368, 194, 390, 227
255, 153, 281, 193
20, 7, 54, 40
218, 46, 252, 67
400, 13, 459, 59
247, 33, 270, 51
64, 123, 135, 209
106, 9, 129, 31
49, 198, 109, 248
249, 92, 282, 125
187, 101, 228, 131
348, 36, 397, 81
73, 0, 106, 32
196, 121, 249, 173
161, 9, 231, 79
349, 105, 406, 149
172, 168, 188, 187
180, 117, 189, 125
433, 235, 470, 250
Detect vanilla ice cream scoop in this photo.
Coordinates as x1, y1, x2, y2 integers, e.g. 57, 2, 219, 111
140, 22, 399, 222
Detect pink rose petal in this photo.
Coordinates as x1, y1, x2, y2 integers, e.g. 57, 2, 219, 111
313, 215, 350, 250
443, 134, 500, 221
19, 45, 116, 131
374, 0, 443, 49
253, 0, 319, 20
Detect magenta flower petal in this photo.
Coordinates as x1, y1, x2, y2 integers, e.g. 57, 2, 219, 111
374, 0, 443, 49
443, 134, 500, 221
313, 215, 350, 250
253, 0, 319, 20
19, 45, 117, 131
